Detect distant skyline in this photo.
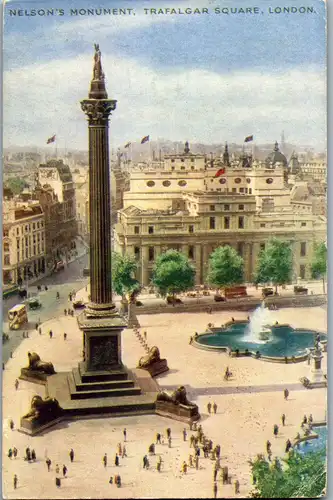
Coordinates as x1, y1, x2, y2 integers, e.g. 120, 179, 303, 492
4, 0, 326, 150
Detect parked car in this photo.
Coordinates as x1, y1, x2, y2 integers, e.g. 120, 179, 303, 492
73, 300, 86, 309
214, 294, 226, 302
262, 287, 274, 298
83, 268, 90, 277
294, 285, 308, 295
166, 296, 183, 305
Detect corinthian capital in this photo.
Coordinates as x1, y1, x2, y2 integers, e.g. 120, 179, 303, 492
81, 99, 117, 124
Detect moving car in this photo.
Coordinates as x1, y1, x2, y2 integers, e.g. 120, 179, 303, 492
73, 299, 86, 309
8, 304, 28, 330
28, 298, 42, 310
294, 285, 308, 295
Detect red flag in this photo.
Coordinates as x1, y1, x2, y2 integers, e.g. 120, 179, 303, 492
214, 167, 225, 178
244, 135, 253, 143
46, 135, 56, 144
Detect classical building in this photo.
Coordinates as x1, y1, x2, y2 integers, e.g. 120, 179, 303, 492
2, 199, 46, 285
114, 142, 326, 285
37, 159, 77, 247
298, 160, 327, 182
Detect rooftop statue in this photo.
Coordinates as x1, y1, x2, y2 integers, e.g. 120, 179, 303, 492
93, 43, 104, 81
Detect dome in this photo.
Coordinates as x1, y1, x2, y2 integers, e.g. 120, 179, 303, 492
265, 141, 288, 167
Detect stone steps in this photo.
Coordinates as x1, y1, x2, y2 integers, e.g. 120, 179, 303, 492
78, 362, 129, 382
68, 372, 142, 400
72, 367, 135, 392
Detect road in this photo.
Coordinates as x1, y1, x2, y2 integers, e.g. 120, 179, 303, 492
2, 253, 89, 363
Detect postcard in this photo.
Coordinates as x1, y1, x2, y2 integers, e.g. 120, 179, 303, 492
2, 0, 327, 498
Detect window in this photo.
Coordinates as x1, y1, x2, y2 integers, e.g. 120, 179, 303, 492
3, 229, 9, 237
266, 178, 274, 184
246, 178, 251, 184
181, 159, 185, 162
249, 188, 252, 194
210, 217, 216, 229
239, 204, 244, 211
16, 227, 19, 235
191, 166, 195, 170
240, 188, 244, 193
237, 242, 244, 256
210, 205, 215, 211
300, 242, 306, 257
148, 247, 155, 262
146, 181, 155, 187
238, 216, 244, 229
224, 217, 230, 229
16, 239, 20, 249
232, 188, 237, 193
181, 166, 185, 170
300, 264, 306, 279
171, 166, 175, 171
148, 226, 154, 234
134, 246, 140, 259
260, 243, 265, 252
235, 178, 241, 184
4, 255, 10, 265
4, 242, 10, 252
260, 223, 266, 228
191, 158, 195, 162
188, 246, 194, 259
33, 223, 36, 230
301, 222, 306, 227
171, 159, 175, 163
178, 180, 187, 187
262, 198, 274, 212
134, 226, 140, 234
224, 204, 230, 211
163, 180, 171, 187
219, 178, 226, 184
189, 225, 194, 233
25, 225, 29, 232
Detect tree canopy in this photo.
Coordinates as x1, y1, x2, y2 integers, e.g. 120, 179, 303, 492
111, 252, 140, 300
249, 450, 326, 498
207, 245, 244, 288
152, 249, 195, 297
254, 238, 293, 288
5, 178, 29, 195
310, 242, 327, 280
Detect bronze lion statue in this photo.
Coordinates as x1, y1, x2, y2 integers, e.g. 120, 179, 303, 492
22, 395, 62, 421
156, 385, 196, 408
138, 346, 161, 368
27, 352, 56, 375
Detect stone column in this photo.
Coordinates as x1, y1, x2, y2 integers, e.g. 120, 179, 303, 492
243, 243, 252, 282
195, 244, 202, 285
202, 244, 209, 283
141, 246, 149, 285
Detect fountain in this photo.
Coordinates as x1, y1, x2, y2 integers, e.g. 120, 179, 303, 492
243, 302, 272, 343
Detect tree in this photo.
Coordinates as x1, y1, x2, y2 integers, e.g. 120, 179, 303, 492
254, 238, 293, 293
310, 242, 327, 294
207, 245, 244, 289
152, 250, 195, 299
112, 252, 141, 326
5, 178, 29, 195
249, 450, 326, 498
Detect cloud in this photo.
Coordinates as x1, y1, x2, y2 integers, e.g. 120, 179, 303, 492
3, 52, 326, 150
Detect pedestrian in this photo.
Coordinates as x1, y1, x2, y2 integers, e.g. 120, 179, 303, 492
15, 379, 19, 391
207, 401, 212, 414
13, 447, 18, 459
31, 449, 36, 461
284, 388, 289, 400
115, 453, 120, 467
56, 464, 60, 474
213, 467, 218, 481
156, 433, 161, 444
123, 428, 127, 441
49, 330, 53, 339
64, 333, 67, 340
166, 427, 171, 439
46, 458, 51, 471
64, 309, 67, 316
2, 363, 5, 370
103, 453, 107, 467
122, 445, 127, 458
215, 444, 221, 459
307, 353, 311, 365
115, 474, 121, 488
183, 428, 187, 441
309, 414, 313, 424
195, 455, 199, 470
189, 454, 193, 467
273, 424, 279, 437
235, 479, 240, 494
35, 322, 39, 330
157, 460, 161, 472
38, 327, 42, 335
213, 481, 218, 499
144, 331, 147, 341
143, 455, 148, 469
266, 440, 271, 454
302, 415, 308, 425
109, 476, 113, 484
182, 461, 188, 474
282, 413, 286, 426
69, 293, 72, 301
55, 477, 61, 488
213, 402, 217, 414
168, 436, 172, 448
10, 351, 13, 358
285, 439, 292, 453
62, 465, 67, 477
13, 474, 18, 490
9, 419, 14, 431
69, 449, 74, 462
8, 448, 13, 459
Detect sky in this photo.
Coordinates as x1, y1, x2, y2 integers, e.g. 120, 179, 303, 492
3, 0, 327, 151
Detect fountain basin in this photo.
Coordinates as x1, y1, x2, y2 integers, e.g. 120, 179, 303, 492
194, 322, 327, 362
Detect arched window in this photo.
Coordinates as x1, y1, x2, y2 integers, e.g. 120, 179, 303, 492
146, 181, 155, 187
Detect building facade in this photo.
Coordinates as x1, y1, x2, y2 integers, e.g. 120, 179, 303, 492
114, 142, 326, 285
3, 200, 46, 285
